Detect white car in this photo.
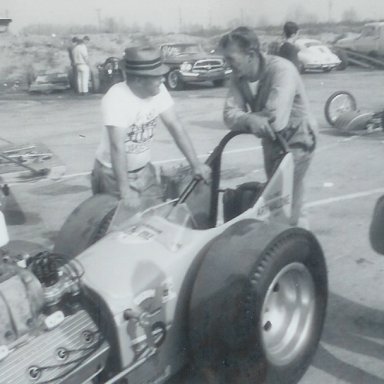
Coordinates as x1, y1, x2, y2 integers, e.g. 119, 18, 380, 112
296, 38, 341, 73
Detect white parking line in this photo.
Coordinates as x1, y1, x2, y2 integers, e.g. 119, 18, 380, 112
306, 188, 384, 209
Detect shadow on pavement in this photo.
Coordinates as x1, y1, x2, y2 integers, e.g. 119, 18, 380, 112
313, 291, 384, 382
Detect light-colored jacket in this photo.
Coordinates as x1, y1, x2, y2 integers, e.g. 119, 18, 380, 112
72, 43, 89, 66
224, 54, 317, 152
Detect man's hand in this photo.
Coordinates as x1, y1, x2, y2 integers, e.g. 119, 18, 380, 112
121, 188, 141, 211
246, 114, 276, 140
192, 163, 211, 183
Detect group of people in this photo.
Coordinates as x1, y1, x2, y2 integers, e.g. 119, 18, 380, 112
68, 36, 91, 95
91, 24, 315, 228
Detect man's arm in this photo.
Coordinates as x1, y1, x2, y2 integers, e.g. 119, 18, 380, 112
106, 125, 140, 207
224, 78, 275, 139
81, 45, 90, 66
258, 63, 297, 131
223, 78, 250, 131
160, 107, 210, 181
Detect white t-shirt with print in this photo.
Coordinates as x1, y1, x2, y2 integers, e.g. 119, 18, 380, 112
96, 82, 174, 171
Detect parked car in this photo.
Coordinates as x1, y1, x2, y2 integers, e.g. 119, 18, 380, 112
295, 38, 341, 73
28, 72, 71, 94
95, 56, 124, 93
160, 43, 232, 90
335, 22, 384, 57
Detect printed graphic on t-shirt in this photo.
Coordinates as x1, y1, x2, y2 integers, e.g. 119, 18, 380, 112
124, 111, 157, 154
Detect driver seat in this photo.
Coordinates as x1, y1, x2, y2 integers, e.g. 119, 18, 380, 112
223, 182, 264, 222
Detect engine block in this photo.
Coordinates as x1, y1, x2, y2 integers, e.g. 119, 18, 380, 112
0, 309, 110, 384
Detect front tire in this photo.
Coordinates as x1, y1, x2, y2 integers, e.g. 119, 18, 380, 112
54, 194, 118, 258
324, 91, 357, 126
213, 78, 226, 87
189, 224, 327, 383
166, 70, 184, 91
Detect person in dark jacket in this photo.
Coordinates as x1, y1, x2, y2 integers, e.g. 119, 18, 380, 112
279, 21, 301, 70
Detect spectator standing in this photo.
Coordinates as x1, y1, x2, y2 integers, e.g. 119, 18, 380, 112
220, 27, 317, 227
278, 21, 301, 71
67, 36, 79, 92
72, 36, 90, 95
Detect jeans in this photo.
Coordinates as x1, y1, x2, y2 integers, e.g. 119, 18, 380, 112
262, 138, 313, 227
76, 64, 90, 94
91, 160, 164, 210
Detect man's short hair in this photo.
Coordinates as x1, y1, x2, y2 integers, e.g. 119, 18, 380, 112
72, 37, 79, 43
83, 35, 90, 42
283, 22, 299, 38
219, 26, 260, 53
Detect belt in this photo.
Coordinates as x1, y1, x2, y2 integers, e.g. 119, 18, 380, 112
128, 166, 145, 173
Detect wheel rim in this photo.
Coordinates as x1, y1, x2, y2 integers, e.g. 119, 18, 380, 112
328, 94, 356, 124
168, 71, 179, 89
260, 262, 316, 366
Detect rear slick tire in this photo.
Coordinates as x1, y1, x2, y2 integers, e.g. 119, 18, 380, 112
189, 224, 327, 384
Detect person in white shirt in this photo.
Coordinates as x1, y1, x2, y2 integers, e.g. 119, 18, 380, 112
72, 36, 90, 94
92, 46, 210, 214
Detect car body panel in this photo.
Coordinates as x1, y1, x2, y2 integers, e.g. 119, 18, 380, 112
296, 38, 341, 71
160, 43, 232, 84
335, 22, 384, 55
77, 151, 294, 381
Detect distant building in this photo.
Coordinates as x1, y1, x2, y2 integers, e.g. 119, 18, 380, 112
0, 18, 12, 33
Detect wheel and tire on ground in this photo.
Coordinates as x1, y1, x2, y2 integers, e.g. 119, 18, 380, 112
166, 70, 184, 91
189, 222, 327, 384
324, 91, 357, 126
53, 194, 118, 258
212, 79, 226, 87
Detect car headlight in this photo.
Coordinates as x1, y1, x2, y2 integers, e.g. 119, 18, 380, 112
180, 62, 193, 72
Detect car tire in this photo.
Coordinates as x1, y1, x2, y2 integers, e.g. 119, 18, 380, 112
369, 194, 384, 255
188, 222, 327, 384
322, 67, 332, 73
53, 194, 118, 258
166, 70, 184, 91
90, 69, 100, 94
324, 91, 357, 127
335, 49, 348, 70
213, 79, 226, 87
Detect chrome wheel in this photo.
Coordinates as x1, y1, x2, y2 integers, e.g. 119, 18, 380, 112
260, 262, 315, 366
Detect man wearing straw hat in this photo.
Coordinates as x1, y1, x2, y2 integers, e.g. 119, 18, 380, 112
92, 46, 210, 212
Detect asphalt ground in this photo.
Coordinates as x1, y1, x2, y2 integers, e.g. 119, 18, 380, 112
0, 68, 384, 383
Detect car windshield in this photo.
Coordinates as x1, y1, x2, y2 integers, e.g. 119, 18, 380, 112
161, 44, 203, 57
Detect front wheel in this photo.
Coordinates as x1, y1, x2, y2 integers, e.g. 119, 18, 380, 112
213, 79, 226, 87
166, 70, 184, 91
324, 91, 357, 126
54, 194, 118, 258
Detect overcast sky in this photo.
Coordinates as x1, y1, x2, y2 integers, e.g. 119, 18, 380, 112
2, 0, 384, 31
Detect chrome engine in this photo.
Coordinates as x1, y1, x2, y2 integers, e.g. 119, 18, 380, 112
0, 251, 110, 384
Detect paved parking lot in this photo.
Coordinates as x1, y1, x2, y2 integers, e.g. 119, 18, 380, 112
1, 68, 384, 383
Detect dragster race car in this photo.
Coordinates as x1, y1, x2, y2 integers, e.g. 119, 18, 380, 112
0, 131, 328, 384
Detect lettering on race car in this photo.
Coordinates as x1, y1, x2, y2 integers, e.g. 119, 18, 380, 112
129, 223, 163, 241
